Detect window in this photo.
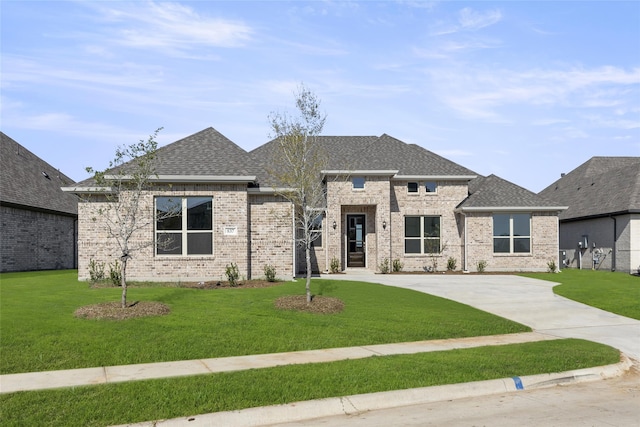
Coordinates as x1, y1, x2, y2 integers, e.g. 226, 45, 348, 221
404, 216, 441, 254
352, 177, 365, 189
309, 211, 323, 247
425, 181, 437, 193
156, 196, 213, 256
493, 213, 531, 254
407, 182, 419, 193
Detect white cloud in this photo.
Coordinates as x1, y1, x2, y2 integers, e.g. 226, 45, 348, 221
458, 7, 502, 31
88, 1, 253, 53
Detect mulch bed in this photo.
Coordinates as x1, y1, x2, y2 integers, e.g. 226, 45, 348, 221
274, 295, 345, 314
179, 280, 285, 289
74, 301, 171, 320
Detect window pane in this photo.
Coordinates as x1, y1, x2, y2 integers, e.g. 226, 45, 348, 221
513, 214, 530, 237
405, 239, 421, 253
156, 197, 182, 230
352, 177, 365, 189
424, 217, 440, 237
187, 233, 213, 255
407, 182, 418, 193
425, 181, 437, 193
311, 232, 322, 247
514, 238, 530, 253
157, 233, 182, 255
424, 238, 440, 254
493, 214, 510, 237
493, 237, 510, 253
405, 217, 420, 237
187, 197, 212, 230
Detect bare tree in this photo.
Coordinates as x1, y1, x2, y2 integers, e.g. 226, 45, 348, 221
268, 85, 327, 303
85, 128, 172, 308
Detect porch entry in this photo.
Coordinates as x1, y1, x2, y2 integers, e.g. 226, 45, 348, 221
347, 214, 366, 267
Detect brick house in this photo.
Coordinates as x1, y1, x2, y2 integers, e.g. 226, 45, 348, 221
1, 132, 78, 272
539, 157, 640, 274
66, 127, 566, 282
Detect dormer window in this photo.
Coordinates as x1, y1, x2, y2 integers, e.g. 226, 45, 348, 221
407, 182, 418, 193
352, 177, 365, 190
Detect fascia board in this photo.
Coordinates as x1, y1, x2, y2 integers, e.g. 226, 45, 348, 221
392, 175, 478, 181
61, 186, 113, 194
321, 170, 399, 176
458, 206, 568, 213
102, 175, 257, 183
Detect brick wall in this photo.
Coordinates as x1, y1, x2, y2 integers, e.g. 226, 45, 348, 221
465, 211, 559, 272
1, 205, 76, 272
77, 186, 296, 282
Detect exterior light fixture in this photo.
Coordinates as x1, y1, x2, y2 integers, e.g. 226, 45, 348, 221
382, 220, 387, 230
332, 220, 337, 229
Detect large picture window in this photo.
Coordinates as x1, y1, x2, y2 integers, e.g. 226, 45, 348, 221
156, 196, 213, 256
405, 216, 441, 254
493, 213, 531, 254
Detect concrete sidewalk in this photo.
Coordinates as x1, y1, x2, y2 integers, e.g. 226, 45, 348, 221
1, 332, 556, 394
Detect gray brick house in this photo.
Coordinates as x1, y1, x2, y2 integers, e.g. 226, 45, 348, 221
1, 132, 78, 272
539, 157, 640, 274
66, 127, 566, 282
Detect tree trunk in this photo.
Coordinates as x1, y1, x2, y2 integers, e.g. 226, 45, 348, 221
305, 241, 312, 303
120, 257, 128, 309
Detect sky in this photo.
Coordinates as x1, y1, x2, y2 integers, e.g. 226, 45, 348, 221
1, 1, 639, 192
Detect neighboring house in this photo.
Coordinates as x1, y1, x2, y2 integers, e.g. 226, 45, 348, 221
539, 157, 640, 274
65, 127, 566, 282
1, 132, 78, 272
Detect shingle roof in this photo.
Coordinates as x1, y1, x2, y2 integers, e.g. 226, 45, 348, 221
459, 174, 563, 210
249, 133, 477, 184
539, 157, 640, 220
76, 127, 255, 186
0, 132, 78, 215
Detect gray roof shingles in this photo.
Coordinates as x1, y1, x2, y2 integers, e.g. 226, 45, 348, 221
460, 174, 560, 209
539, 157, 640, 220
1, 132, 78, 215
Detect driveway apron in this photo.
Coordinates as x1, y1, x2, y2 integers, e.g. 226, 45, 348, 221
326, 273, 640, 362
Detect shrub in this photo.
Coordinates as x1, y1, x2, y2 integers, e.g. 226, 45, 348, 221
108, 260, 122, 286
264, 264, 277, 282
392, 259, 403, 273
447, 257, 457, 271
547, 260, 557, 273
379, 258, 390, 274
477, 260, 487, 273
329, 257, 340, 274
88, 259, 105, 283
225, 263, 240, 287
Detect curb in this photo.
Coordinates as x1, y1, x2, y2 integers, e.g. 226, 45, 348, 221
115, 356, 632, 427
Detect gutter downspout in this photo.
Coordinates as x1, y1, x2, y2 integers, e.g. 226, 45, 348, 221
463, 213, 468, 272
611, 215, 617, 272
292, 203, 296, 280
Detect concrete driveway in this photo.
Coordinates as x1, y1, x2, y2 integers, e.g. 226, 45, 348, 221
326, 273, 640, 362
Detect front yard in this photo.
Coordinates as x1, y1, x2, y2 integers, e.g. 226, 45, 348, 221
0, 270, 622, 426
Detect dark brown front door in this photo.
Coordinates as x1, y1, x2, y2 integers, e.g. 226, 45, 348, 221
347, 215, 366, 267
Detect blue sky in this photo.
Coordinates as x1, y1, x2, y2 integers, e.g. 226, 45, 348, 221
2, 1, 639, 192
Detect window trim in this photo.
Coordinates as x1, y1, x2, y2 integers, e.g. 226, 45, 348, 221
407, 182, 419, 194
155, 196, 214, 257
404, 215, 442, 255
492, 213, 531, 254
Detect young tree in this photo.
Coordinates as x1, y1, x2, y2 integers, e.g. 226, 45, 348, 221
268, 85, 327, 303
85, 128, 169, 308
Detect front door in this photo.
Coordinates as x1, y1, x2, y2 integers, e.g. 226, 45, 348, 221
347, 214, 366, 267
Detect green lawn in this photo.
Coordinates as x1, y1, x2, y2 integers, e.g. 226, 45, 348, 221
521, 269, 640, 320
0, 339, 620, 427
1, 270, 529, 374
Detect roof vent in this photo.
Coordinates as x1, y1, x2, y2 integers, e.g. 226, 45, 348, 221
42, 171, 51, 180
